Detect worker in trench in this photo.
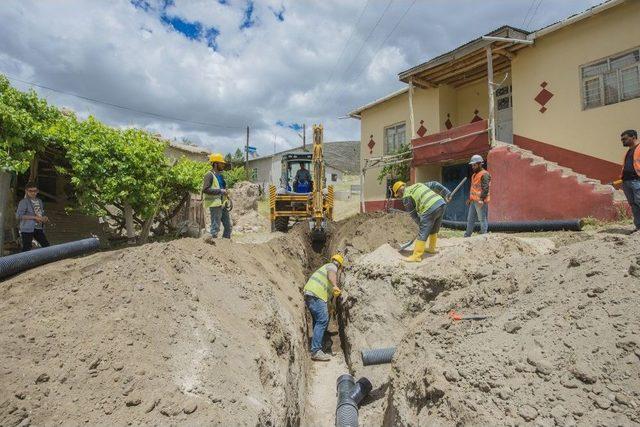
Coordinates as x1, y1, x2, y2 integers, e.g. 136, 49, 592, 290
393, 180, 451, 262
303, 254, 344, 361
202, 153, 232, 239
465, 154, 491, 237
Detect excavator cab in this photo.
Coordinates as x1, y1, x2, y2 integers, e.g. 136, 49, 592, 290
279, 154, 313, 193
269, 125, 334, 242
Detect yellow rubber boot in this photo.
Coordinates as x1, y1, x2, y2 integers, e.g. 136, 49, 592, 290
425, 234, 438, 254
404, 240, 426, 262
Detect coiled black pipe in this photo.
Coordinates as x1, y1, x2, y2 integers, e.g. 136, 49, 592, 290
361, 347, 396, 366
442, 219, 583, 232
0, 238, 100, 280
335, 374, 372, 427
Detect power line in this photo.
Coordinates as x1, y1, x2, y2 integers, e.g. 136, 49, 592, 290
349, 0, 417, 84
525, 0, 544, 29
521, 0, 537, 27
339, 0, 394, 78
2, 73, 246, 130
323, 0, 371, 90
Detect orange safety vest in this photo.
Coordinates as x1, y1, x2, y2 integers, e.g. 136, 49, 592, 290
620, 144, 640, 179
470, 169, 490, 203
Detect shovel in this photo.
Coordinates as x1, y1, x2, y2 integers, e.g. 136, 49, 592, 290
397, 177, 468, 253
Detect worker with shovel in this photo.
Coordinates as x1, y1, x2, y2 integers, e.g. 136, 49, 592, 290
303, 254, 344, 361
202, 153, 232, 239
393, 181, 451, 262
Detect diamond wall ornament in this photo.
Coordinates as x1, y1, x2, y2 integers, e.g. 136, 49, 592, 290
445, 113, 453, 130
367, 135, 376, 154
534, 81, 554, 113
471, 109, 483, 123
416, 120, 427, 137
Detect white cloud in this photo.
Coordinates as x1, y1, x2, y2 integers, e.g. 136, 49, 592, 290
0, 0, 603, 155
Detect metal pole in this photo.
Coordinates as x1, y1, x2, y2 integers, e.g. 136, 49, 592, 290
408, 80, 416, 139
245, 126, 249, 171
360, 169, 365, 213
0, 171, 11, 257
303, 124, 306, 151
486, 45, 496, 147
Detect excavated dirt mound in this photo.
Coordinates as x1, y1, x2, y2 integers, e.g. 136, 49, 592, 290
0, 228, 313, 426
330, 217, 640, 426
230, 181, 267, 233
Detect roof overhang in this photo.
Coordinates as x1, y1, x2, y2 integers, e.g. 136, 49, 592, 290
347, 87, 408, 119
398, 26, 531, 88
527, 0, 625, 40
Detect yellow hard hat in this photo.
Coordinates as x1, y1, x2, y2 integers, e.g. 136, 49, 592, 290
331, 254, 344, 267
392, 181, 406, 197
209, 153, 225, 164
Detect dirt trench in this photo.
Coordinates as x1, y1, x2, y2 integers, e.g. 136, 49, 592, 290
0, 225, 331, 426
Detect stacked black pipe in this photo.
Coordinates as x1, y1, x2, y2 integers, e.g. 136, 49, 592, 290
442, 219, 583, 232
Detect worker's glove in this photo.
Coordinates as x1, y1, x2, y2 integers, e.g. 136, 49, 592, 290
332, 287, 341, 298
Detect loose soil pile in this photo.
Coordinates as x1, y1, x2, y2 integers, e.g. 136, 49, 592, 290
230, 181, 267, 233
2, 210, 638, 426
329, 214, 640, 426
0, 228, 312, 426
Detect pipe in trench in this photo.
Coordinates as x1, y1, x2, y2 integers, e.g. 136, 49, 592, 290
361, 347, 396, 366
442, 219, 583, 232
335, 374, 372, 427
0, 237, 100, 280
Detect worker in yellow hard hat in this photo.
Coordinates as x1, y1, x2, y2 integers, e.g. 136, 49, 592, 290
393, 179, 451, 262
302, 254, 344, 361
202, 153, 232, 238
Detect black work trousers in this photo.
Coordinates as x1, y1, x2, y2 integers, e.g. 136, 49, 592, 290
21, 229, 50, 252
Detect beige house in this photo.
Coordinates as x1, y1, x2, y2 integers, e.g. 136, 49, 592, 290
349, 0, 639, 221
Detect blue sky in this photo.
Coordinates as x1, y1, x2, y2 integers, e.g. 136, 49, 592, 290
0, 0, 605, 155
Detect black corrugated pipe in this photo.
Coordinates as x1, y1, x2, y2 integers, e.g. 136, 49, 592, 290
0, 238, 100, 280
361, 347, 396, 366
335, 374, 372, 427
442, 219, 583, 232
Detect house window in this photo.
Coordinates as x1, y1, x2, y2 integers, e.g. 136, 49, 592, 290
251, 168, 258, 181
495, 85, 512, 111
384, 122, 406, 155
331, 173, 338, 182
581, 48, 640, 109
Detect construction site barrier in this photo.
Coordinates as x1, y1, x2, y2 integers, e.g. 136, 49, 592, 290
361, 347, 396, 366
442, 219, 583, 232
335, 374, 372, 427
0, 238, 100, 280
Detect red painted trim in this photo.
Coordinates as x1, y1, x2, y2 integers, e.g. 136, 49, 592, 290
513, 134, 620, 183
488, 146, 619, 221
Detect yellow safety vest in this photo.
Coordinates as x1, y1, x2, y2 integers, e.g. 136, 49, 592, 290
203, 171, 222, 208
303, 263, 333, 302
404, 183, 443, 215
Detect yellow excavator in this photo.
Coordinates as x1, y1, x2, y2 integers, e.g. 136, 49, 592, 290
269, 124, 334, 242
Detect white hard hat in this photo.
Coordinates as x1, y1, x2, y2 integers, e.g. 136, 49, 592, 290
469, 154, 484, 164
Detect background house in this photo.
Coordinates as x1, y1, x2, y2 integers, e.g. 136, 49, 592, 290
350, 0, 638, 222
247, 140, 360, 190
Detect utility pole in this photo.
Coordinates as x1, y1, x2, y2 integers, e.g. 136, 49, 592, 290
245, 126, 249, 171
302, 124, 306, 151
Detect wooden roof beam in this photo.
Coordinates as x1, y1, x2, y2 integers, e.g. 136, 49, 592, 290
451, 62, 511, 88
410, 76, 435, 89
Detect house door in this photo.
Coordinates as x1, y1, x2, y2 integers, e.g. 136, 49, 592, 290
442, 164, 470, 221
495, 85, 513, 143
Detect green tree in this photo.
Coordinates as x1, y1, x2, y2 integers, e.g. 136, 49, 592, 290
0, 75, 61, 173
377, 142, 411, 195
222, 166, 248, 188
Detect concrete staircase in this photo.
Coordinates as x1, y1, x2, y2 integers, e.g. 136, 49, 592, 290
495, 141, 627, 203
